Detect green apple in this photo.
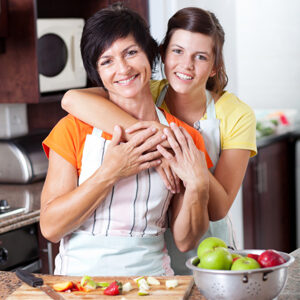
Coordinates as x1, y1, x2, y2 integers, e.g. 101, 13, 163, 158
198, 247, 233, 270
232, 253, 243, 262
231, 257, 261, 271
197, 237, 227, 259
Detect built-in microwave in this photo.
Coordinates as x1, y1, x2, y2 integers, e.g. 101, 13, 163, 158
37, 18, 87, 93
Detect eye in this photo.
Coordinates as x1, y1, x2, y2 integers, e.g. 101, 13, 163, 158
99, 59, 112, 66
127, 49, 138, 57
172, 48, 182, 54
195, 54, 208, 61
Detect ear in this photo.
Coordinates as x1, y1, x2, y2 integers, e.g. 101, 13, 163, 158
209, 67, 216, 78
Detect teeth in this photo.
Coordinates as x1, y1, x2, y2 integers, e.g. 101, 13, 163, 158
176, 72, 192, 80
117, 75, 136, 84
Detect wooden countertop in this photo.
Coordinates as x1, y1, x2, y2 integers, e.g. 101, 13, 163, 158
1, 248, 299, 299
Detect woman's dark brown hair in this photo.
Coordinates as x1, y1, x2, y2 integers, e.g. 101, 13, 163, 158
160, 7, 228, 94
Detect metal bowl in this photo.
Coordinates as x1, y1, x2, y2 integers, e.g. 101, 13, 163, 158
186, 249, 295, 300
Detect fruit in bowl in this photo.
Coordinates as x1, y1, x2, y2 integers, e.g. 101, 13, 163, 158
198, 246, 233, 270
231, 256, 261, 270
196, 237, 286, 271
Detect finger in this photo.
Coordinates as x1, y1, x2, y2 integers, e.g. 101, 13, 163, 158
140, 150, 162, 162
171, 168, 181, 193
125, 121, 153, 133
156, 144, 174, 160
137, 132, 166, 154
180, 126, 197, 150
170, 122, 189, 151
163, 164, 176, 193
138, 159, 162, 172
155, 165, 172, 192
129, 127, 157, 147
163, 127, 182, 158
110, 125, 123, 146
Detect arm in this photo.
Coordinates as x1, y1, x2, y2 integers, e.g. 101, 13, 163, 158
40, 126, 165, 243
157, 123, 209, 251
207, 149, 250, 221
62, 88, 166, 141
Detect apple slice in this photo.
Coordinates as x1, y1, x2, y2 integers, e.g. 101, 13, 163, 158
53, 281, 74, 292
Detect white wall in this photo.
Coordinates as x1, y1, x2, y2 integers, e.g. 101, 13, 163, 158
236, 0, 300, 110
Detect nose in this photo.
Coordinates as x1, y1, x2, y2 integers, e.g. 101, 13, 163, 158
117, 58, 131, 74
182, 55, 194, 70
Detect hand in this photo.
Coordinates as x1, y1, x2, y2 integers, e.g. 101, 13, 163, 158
155, 158, 181, 194
125, 121, 170, 148
157, 123, 209, 188
101, 125, 166, 180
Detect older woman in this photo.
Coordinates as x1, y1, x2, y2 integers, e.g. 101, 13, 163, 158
40, 3, 212, 276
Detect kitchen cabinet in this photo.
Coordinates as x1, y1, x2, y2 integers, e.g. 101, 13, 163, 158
37, 225, 59, 274
0, 0, 148, 131
243, 138, 296, 252
0, 0, 148, 105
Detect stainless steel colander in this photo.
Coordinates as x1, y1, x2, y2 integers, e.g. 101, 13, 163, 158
186, 249, 295, 300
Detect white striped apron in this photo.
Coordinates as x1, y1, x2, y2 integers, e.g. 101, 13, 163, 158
54, 107, 174, 276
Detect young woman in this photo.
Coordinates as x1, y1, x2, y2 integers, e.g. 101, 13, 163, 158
41, 4, 212, 276
61, 7, 257, 274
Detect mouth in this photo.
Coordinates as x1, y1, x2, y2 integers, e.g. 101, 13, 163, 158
115, 74, 139, 85
175, 72, 193, 81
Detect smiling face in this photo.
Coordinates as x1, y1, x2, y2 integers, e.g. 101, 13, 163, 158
164, 29, 216, 96
97, 35, 152, 103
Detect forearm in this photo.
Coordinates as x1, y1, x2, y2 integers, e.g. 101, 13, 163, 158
40, 168, 116, 243
62, 89, 137, 138
171, 183, 209, 252
207, 172, 232, 221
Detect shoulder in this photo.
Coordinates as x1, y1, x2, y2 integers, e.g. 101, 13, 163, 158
150, 79, 168, 100
216, 91, 255, 122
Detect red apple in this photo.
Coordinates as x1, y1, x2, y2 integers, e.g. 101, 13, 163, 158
258, 250, 286, 268
247, 253, 260, 261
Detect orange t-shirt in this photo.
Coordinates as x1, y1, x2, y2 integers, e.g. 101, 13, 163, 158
43, 109, 213, 176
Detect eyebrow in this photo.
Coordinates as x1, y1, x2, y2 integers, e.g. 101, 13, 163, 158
99, 44, 138, 60
171, 44, 212, 57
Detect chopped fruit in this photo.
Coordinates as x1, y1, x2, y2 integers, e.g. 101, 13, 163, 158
165, 279, 178, 289
96, 282, 110, 288
71, 282, 80, 291
138, 288, 149, 296
53, 281, 74, 292
122, 282, 133, 292
137, 278, 150, 291
104, 281, 123, 296
146, 276, 160, 286
134, 276, 145, 283
80, 275, 93, 286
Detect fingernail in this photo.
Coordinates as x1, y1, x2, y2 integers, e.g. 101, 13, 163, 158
170, 122, 176, 128
161, 134, 166, 139
163, 128, 169, 134
151, 127, 157, 132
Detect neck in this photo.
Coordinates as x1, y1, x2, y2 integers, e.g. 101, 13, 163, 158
109, 86, 158, 121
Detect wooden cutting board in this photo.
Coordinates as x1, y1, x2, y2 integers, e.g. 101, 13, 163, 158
7, 275, 194, 299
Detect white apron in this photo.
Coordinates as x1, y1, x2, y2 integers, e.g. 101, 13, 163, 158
54, 107, 174, 276
157, 85, 236, 275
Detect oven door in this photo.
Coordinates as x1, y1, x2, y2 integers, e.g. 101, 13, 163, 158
0, 224, 41, 272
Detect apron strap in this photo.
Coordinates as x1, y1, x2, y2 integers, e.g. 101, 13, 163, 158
205, 90, 217, 120
156, 84, 169, 108
155, 106, 169, 127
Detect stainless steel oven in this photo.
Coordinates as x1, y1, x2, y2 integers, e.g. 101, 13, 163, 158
0, 224, 41, 273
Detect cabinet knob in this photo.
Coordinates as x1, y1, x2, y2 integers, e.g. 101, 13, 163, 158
0, 247, 8, 265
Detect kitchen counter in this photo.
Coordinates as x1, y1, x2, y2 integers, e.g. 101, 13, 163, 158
0, 181, 43, 234
0, 248, 299, 299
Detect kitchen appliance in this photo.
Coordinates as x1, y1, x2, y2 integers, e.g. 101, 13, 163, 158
296, 140, 300, 248
0, 224, 41, 272
0, 103, 28, 138
37, 18, 87, 93
0, 132, 48, 184
0, 199, 25, 219
186, 249, 295, 300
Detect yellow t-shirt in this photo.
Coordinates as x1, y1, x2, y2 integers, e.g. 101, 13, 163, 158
150, 79, 257, 157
